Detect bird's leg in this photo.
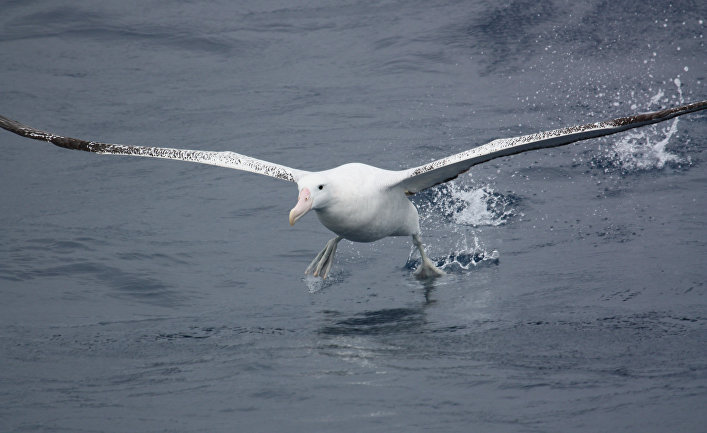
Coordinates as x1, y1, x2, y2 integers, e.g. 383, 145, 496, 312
305, 236, 343, 279
412, 234, 445, 279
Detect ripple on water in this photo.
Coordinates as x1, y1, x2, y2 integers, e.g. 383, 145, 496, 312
2, 236, 184, 306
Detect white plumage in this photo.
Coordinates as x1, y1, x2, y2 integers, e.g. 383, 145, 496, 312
1, 100, 705, 279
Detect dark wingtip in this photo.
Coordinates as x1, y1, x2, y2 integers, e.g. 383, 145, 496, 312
0, 114, 36, 138
0, 114, 99, 152
612, 100, 707, 127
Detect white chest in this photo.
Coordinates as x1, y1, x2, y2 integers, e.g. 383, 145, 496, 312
316, 188, 419, 242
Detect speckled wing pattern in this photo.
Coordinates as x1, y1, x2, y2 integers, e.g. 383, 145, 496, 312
0, 115, 308, 183
394, 100, 707, 194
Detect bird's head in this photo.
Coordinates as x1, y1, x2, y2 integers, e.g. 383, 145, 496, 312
289, 173, 333, 226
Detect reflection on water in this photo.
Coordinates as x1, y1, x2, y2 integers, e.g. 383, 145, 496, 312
319, 307, 427, 336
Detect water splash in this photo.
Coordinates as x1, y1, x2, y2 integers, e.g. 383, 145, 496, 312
417, 182, 519, 227
437, 233, 500, 272
304, 274, 326, 293
647, 88, 665, 107
591, 78, 691, 173
303, 270, 349, 293
450, 186, 518, 227
405, 232, 499, 273
412, 183, 512, 274
608, 119, 682, 171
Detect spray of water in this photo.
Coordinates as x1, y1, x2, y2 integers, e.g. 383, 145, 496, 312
414, 78, 693, 274
593, 77, 691, 173
411, 182, 513, 272
313, 79, 694, 281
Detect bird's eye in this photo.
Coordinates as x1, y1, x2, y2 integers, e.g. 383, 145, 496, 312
318, 185, 324, 190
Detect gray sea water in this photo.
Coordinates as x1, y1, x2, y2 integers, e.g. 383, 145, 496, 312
1, 1, 706, 432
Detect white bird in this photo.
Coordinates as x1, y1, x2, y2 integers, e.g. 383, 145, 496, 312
1, 100, 705, 279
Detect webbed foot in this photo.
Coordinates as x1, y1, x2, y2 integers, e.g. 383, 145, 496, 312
411, 234, 445, 280
305, 236, 342, 279
413, 257, 446, 279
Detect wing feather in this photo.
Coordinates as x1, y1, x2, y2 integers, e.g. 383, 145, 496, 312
392, 100, 706, 194
0, 115, 307, 183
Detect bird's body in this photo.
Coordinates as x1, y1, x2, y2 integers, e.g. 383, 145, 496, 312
289, 163, 439, 277
1, 99, 705, 279
302, 163, 418, 242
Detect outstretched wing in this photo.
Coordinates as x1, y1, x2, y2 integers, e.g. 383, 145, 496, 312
0, 115, 308, 183
392, 100, 707, 194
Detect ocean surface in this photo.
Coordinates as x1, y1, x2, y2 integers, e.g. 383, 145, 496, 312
1, 1, 705, 432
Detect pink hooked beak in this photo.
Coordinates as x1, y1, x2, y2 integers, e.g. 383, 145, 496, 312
289, 187, 312, 226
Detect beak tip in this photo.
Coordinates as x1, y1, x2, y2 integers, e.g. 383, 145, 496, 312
290, 188, 312, 227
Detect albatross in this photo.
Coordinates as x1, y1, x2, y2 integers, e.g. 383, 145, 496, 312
1, 100, 705, 279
